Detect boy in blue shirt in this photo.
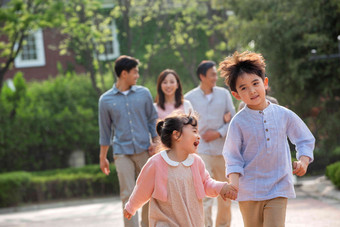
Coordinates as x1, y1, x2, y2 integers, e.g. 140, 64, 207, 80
218, 51, 315, 227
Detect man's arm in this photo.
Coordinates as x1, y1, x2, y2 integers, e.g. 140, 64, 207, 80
217, 90, 236, 138
100, 145, 110, 175
145, 89, 158, 139
98, 98, 113, 175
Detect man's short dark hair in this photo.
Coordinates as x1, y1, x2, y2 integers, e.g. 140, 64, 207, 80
196, 60, 216, 81
114, 55, 139, 78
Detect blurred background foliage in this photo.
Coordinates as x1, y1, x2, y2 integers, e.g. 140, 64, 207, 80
1, 0, 340, 175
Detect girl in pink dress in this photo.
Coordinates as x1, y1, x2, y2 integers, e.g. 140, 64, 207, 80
154, 69, 193, 119
124, 113, 238, 226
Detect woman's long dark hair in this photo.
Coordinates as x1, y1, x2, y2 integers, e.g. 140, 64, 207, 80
155, 69, 183, 110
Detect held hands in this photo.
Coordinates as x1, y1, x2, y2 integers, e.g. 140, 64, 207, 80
293, 156, 310, 176
220, 183, 238, 201
123, 208, 132, 220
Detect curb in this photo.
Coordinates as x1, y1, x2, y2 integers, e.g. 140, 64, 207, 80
297, 175, 340, 202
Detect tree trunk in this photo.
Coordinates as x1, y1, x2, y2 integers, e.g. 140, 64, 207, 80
119, 0, 132, 55
84, 51, 102, 96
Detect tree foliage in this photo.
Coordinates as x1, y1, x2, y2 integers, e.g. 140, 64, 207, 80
224, 0, 340, 155
111, 0, 234, 84
0, 0, 64, 92
0, 73, 99, 172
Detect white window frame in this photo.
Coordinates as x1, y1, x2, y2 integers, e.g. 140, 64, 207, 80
97, 21, 120, 61
14, 29, 46, 68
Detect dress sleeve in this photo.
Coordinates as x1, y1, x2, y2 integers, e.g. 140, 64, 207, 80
198, 157, 225, 197
124, 158, 156, 215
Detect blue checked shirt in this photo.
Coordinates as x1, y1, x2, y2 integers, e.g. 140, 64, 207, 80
223, 103, 315, 201
98, 84, 158, 155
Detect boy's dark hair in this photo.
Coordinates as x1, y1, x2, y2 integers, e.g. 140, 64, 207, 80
155, 69, 183, 110
114, 55, 139, 78
196, 60, 216, 81
156, 112, 198, 149
218, 51, 266, 92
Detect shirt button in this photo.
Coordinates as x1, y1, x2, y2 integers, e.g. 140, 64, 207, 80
267, 138, 270, 141
128, 112, 131, 115
126, 103, 129, 106
266, 129, 268, 132
130, 121, 132, 124
264, 120, 267, 123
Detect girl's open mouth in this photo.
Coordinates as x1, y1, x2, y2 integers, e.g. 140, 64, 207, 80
193, 141, 199, 148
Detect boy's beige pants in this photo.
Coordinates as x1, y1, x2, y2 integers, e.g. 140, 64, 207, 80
239, 197, 288, 227
114, 151, 150, 227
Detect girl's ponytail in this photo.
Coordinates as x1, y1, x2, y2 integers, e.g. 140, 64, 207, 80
156, 120, 164, 137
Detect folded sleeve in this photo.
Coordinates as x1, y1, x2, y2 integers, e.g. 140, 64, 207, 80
287, 110, 315, 163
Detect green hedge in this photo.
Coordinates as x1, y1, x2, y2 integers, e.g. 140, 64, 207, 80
0, 164, 119, 207
0, 72, 99, 172
326, 161, 340, 189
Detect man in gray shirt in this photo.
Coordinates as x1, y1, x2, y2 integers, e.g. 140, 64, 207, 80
99, 55, 158, 227
185, 60, 236, 227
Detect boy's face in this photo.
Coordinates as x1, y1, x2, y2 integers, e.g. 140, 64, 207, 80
123, 66, 140, 86
231, 73, 269, 111
200, 66, 218, 89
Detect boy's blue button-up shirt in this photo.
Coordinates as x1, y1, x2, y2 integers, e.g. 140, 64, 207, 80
98, 84, 158, 155
223, 103, 315, 201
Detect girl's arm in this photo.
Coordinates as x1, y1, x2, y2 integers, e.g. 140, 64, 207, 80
198, 158, 226, 197
124, 159, 156, 216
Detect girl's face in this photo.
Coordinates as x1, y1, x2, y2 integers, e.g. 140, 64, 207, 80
161, 73, 178, 98
231, 73, 268, 110
177, 124, 200, 154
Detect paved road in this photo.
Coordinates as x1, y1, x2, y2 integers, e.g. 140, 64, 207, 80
0, 187, 339, 227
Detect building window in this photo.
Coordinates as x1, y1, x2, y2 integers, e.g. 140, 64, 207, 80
97, 21, 120, 61
14, 29, 46, 68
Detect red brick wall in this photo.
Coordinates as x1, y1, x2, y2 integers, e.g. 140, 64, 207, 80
2, 28, 86, 82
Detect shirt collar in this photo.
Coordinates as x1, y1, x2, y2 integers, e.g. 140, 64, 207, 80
198, 86, 216, 96
244, 101, 273, 115
160, 150, 194, 167
112, 84, 137, 95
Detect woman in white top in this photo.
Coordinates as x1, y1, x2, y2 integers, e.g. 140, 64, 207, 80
154, 69, 193, 119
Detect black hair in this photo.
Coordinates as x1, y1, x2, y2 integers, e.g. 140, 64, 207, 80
156, 113, 198, 149
219, 51, 266, 92
114, 55, 139, 78
196, 60, 216, 81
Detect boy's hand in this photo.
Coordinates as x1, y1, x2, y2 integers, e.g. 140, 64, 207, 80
293, 156, 310, 176
224, 112, 232, 123
123, 209, 132, 220
220, 183, 238, 201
